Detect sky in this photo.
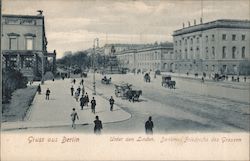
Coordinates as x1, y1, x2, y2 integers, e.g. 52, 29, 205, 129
2, 0, 250, 58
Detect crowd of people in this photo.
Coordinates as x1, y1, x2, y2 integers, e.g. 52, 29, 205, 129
37, 77, 154, 134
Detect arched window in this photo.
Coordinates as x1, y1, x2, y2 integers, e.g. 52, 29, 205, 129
222, 46, 226, 59
212, 47, 215, 59
242, 47, 245, 58
205, 47, 209, 59
232, 46, 236, 59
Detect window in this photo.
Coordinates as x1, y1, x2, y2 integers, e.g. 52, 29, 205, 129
179, 50, 182, 59
211, 47, 215, 59
211, 65, 215, 71
222, 46, 226, 59
222, 34, 227, 40
232, 34, 236, 41
242, 35, 246, 41
175, 41, 178, 46
206, 35, 208, 42
232, 47, 236, 59
211, 35, 215, 41
190, 38, 193, 44
205, 47, 209, 59
206, 65, 208, 71
179, 40, 182, 46
24, 57, 33, 68
185, 39, 187, 45
197, 37, 199, 43
242, 47, 245, 58
185, 49, 187, 59
10, 57, 17, 68
26, 38, 33, 50
10, 38, 18, 50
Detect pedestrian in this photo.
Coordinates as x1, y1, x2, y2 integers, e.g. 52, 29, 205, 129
82, 86, 85, 95
70, 86, 74, 96
80, 79, 84, 85
94, 116, 103, 134
201, 77, 204, 83
37, 84, 41, 94
145, 116, 154, 134
77, 86, 81, 95
80, 95, 84, 110
244, 76, 246, 82
70, 108, 79, 129
91, 97, 96, 114
85, 93, 89, 106
73, 79, 76, 84
45, 88, 51, 100
237, 76, 240, 82
75, 91, 79, 102
109, 96, 115, 111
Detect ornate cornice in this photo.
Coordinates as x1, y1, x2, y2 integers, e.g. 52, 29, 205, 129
7, 33, 20, 37
24, 33, 36, 37
173, 19, 250, 36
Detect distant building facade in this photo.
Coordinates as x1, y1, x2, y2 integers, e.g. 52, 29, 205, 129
116, 42, 174, 72
1, 13, 56, 80
103, 44, 147, 55
173, 19, 250, 75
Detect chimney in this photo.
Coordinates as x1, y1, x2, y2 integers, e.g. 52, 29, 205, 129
200, 17, 203, 24
183, 23, 185, 28
188, 21, 190, 27
194, 19, 196, 25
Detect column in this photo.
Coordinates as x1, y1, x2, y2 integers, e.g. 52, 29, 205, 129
52, 56, 56, 73
33, 54, 37, 75
41, 55, 44, 84
16, 54, 21, 70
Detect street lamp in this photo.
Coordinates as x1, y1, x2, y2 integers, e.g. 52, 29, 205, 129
92, 38, 99, 95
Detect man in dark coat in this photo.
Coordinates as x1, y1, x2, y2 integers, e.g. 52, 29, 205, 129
37, 84, 41, 94
70, 86, 74, 96
80, 95, 85, 110
109, 96, 115, 111
73, 79, 76, 84
80, 79, 84, 85
145, 116, 154, 134
85, 93, 89, 106
94, 116, 102, 134
91, 97, 96, 114
46, 88, 51, 100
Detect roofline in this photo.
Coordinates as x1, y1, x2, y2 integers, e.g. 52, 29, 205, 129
2, 14, 44, 19
116, 45, 173, 55
173, 19, 250, 36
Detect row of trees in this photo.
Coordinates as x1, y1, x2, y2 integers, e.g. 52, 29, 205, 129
57, 50, 118, 71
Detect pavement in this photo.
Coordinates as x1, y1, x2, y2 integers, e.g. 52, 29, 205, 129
1, 78, 131, 131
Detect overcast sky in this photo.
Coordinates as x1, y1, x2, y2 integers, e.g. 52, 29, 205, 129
3, 0, 250, 58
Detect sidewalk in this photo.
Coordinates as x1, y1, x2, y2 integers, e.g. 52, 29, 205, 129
1, 79, 131, 131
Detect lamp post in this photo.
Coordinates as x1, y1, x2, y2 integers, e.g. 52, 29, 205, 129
92, 38, 99, 95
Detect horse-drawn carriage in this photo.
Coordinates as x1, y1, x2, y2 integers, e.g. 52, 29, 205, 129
114, 82, 142, 102
162, 75, 176, 89
144, 73, 151, 82
212, 73, 225, 81
81, 72, 87, 78
101, 76, 111, 84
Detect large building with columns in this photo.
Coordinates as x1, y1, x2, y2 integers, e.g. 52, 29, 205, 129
1, 13, 56, 80
173, 19, 250, 75
116, 42, 174, 72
